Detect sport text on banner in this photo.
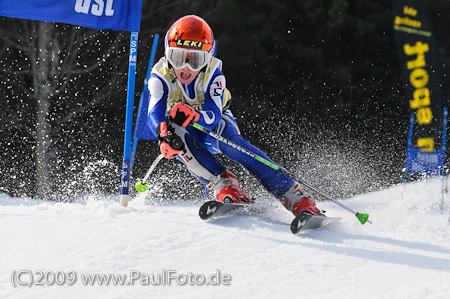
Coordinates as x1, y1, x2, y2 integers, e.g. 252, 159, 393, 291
0, 0, 142, 32
393, 0, 444, 152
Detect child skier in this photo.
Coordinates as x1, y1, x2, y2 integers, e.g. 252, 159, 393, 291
146, 15, 325, 217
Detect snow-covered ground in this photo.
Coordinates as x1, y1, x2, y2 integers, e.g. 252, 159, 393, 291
1, 178, 450, 299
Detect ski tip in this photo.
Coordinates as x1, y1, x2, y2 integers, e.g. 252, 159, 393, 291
135, 181, 148, 193
290, 215, 306, 235
356, 213, 370, 225
198, 201, 223, 220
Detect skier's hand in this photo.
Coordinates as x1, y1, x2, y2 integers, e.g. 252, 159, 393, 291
156, 121, 185, 159
169, 102, 200, 127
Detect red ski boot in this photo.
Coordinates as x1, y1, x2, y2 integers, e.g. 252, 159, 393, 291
280, 183, 325, 217
208, 170, 253, 204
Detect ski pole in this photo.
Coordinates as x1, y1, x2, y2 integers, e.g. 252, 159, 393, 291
189, 122, 371, 225
292, 176, 372, 224
135, 154, 164, 192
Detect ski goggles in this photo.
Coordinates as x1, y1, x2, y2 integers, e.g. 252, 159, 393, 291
166, 47, 212, 71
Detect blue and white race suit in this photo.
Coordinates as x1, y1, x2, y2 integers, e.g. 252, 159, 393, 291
147, 56, 294, 198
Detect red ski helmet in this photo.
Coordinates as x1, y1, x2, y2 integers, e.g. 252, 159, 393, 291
164, 15, 215, 71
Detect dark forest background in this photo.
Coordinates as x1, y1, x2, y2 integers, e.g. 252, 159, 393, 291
1, 0, 450, 201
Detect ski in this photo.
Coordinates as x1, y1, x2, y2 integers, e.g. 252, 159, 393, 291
290, 213, 340, 234
199, 201, 340, 234
199, 201, 254, 220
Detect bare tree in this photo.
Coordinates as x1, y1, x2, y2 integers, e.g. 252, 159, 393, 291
0, 19, 127, 199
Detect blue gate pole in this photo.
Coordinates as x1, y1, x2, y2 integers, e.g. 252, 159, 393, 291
145, 34, 160, 83
441, 107, 448, 210
402, 112, 415, 201
403, 112, 415, 184
120, 32, 139, 207
130, 33, 160, 176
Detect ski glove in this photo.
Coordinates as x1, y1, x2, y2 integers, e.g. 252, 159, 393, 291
156, 121, 185, 159
169, 102, 200, 127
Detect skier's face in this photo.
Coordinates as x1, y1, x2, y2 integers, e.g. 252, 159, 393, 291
174, 66, 200, 84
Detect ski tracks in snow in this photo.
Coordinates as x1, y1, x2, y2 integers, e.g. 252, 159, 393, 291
1, 179, 450, 299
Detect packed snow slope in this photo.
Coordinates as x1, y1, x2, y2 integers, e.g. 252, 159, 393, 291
1, 178, 450, 299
